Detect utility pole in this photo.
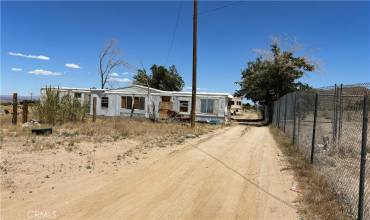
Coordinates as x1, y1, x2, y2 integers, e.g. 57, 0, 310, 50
190, 0, 198, 128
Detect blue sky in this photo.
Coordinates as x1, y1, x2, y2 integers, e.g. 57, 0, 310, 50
1, 1, 370, 96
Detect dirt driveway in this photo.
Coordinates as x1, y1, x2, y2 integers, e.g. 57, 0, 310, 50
1, 125, 298, 220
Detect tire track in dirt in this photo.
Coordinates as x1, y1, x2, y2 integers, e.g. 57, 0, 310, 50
1, 125, 298, 220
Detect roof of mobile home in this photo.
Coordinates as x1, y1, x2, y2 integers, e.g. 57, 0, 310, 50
42, 85, 233, 98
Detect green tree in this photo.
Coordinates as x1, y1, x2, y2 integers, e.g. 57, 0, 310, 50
236, 43, 315, 122
133, 64, 184, 91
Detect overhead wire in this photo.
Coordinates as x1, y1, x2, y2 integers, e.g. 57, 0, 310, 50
164, 1, 183, 66
164, 1, 242, 65
198, 1, 243, 16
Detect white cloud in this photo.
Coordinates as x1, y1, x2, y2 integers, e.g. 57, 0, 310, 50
122, 72, 134, 75
8, 52, 50, 60
65, 63, 81, 69
28, 69, 62, 76
110, 72, 119, 77
107, 77, 131, 83
11, 67, 23, 72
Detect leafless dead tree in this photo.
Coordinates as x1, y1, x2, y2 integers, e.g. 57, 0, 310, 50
99, 39, 127, 89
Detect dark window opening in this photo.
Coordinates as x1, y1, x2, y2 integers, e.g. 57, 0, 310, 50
134, 97, 145, 110
121, 96, 132, 109
179, 101, 189, 113
101, 97, 109, 108
74, 93, 82, 98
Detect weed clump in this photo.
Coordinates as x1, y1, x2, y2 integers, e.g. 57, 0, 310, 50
35, 87, 88, 125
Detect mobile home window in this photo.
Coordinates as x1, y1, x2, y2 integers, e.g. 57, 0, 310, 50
200, 99, 214, 114
179, 101, 189, 113
134, 97, 145, 110
121, 96, 132, 109
101, 97, 109, 108
74, 93, 82, 98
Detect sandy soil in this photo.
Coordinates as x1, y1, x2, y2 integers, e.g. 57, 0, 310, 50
1, 124, 299, 220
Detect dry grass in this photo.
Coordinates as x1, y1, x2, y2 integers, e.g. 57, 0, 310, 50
1, 114, 221, 195
1, 114, 219, 152
270, 127, 351, 220
59, 116, 216, 143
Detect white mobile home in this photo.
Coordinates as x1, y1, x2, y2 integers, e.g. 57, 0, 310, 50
41, 85, 232, 124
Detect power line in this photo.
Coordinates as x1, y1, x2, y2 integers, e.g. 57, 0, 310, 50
198, 1, 242, 16
165, 1, 183, 66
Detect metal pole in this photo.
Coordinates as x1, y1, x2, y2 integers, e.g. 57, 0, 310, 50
12, 93, 17, 125
293, 93, 297, 144
278, 98, 281, 129
310, 93, 319, 164
275, 101, 278, 126
297, 95, 301, 149
333, 84, 337, 144
284, 95, 288, 133
338, 84, 343, 146
357, 91, 368, 220
190, 0, 197, 128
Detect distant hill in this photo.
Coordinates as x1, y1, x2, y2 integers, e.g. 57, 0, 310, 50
0, 95, 40, 104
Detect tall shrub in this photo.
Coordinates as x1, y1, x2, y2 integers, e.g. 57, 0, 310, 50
35, 87, 88, 124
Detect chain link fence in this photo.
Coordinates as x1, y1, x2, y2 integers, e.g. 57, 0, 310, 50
272, 83, 369, 219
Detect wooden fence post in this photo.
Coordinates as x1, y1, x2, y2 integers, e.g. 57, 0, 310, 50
12, 93, 18, 125
93, 97, 97, 122
357, 91, 368, 220
22, 101, 28, 123
310, 93, 319, 164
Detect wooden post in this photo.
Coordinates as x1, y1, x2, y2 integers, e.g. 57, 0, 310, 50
22, 101, 28, 123
190, 0, 198, 128
92, 97, 97, 122
12, 93, 18, 125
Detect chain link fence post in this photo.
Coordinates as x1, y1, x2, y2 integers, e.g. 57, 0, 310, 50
338, 84, 343, 146
284, 95, 288, 133
333, 84, 337, 144
357, 91, 368, 220
297, 93, 301, 149
310, 92, 319, 164
292, 93, 297, 145
278, 98, 281, 129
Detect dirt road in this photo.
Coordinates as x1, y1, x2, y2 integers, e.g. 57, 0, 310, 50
1, 125, 298, 220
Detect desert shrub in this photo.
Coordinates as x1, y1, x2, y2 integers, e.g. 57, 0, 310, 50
35, 87, 88, 125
